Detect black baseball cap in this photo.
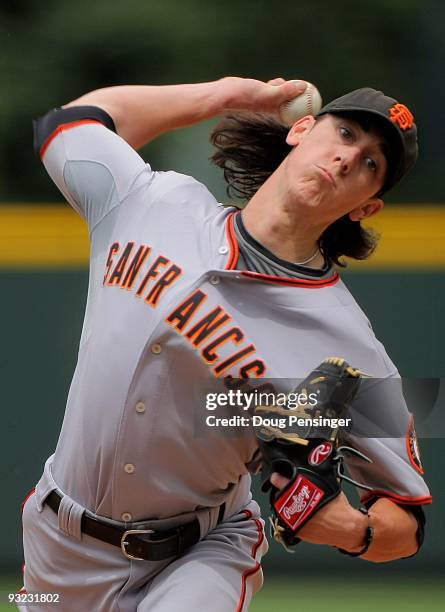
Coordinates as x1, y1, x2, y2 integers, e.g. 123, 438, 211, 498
317, 88, 418, 194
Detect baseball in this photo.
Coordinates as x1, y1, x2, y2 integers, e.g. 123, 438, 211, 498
279, 81, 323, 125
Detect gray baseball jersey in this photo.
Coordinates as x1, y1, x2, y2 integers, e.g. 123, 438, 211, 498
21, 108, 431, 611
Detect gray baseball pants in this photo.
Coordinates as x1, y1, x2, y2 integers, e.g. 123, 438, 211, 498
21, 482, 268, 611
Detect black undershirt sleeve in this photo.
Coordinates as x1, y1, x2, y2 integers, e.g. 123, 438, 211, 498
407, 504, 426, 552
33, 106, 116, 155
364, 499, 426, 557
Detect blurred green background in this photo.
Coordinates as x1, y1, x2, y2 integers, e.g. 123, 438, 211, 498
1, 1, 444, 609
1, 0, 444, 204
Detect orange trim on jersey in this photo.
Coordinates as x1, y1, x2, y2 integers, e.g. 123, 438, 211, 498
406, 414, 425, 475
223, 213, 339, 287
21, 488, 35, 512
40, 120, 104, 159
241, 269, 340, 288
225, 212, 239, 270
361, 490, 432, 507
236, 509, 264, 612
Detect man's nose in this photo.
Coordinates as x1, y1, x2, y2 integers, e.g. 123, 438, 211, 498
334, 147, 361, 174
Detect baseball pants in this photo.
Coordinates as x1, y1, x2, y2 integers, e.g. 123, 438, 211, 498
22, 489, 267, 612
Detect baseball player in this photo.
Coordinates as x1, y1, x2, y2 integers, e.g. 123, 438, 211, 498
22, 78, 431, 611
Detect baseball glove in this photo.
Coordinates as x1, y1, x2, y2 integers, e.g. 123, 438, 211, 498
254, 357, 372, 551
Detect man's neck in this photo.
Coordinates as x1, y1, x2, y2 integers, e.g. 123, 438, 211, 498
242, 168, 327, 268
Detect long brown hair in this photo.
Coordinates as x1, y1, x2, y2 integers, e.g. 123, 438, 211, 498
210, 113, 378, 267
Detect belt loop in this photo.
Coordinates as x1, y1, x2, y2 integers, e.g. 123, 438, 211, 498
45, 490, 202, 561
57, 495, 84, 540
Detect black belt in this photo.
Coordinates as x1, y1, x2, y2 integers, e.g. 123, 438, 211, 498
45, 490, 210, 562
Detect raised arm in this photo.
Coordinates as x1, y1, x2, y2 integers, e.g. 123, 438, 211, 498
64, 77, 306, 149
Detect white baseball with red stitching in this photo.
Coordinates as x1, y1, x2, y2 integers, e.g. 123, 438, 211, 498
279, 81, 322, 125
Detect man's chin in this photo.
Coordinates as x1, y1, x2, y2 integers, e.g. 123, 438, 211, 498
293, 184, 325, 208
295, 174, 327, 197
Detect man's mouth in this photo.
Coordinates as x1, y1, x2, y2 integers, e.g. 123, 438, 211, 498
315, 165, 337, 188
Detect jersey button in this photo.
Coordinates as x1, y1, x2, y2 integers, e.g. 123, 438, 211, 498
218, 246, 229, 255
151, 343, 162, 354
124, 463, 135, 474
135, 402, 146, 414
121, 512, 132, 522
210, 275, 220, 285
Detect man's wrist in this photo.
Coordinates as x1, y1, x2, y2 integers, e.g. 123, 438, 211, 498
337, 508, 374, 557
211, 76, 264, 114
211, 77, 243, 114
187, 80, 228, 118
337, 507, 371, 553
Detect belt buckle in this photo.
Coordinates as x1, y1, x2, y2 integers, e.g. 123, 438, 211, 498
121, 529, 154, 561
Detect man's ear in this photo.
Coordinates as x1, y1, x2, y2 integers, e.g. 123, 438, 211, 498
286, 115, 316, 146
349, 198, 384, 222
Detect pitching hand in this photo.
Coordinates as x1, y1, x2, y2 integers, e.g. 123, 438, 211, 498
218, 77, 307, 117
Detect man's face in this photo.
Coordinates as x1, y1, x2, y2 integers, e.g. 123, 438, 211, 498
284, 114, 388, 223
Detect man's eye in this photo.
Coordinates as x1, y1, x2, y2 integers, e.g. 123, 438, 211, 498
339, 126, 353, 140
365, 157, 377, 172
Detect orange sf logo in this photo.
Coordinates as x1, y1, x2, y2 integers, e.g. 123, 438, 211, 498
389, 104, 414, 130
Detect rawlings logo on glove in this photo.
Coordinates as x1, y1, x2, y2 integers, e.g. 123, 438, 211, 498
308, 442, 333, 466
276, 476, 324, 529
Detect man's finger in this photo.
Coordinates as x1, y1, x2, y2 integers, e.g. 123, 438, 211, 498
267, 80, 307, 106
267, 78, 286, 86
270, 472, 290, 490
280, 80, 307, 96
